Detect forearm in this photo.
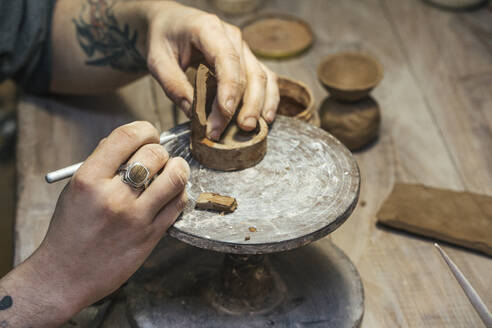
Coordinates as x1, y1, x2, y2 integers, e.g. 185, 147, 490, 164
50, 0, 158, 94
0, 251, 81, 327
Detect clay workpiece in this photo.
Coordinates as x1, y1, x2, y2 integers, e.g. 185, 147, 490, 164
195, 192, 238, 213
190, 64, 268, 171
277, 76, 319, 126
242, 13, 314, 59
320, 96, 381, 151
318, 52, 383, 102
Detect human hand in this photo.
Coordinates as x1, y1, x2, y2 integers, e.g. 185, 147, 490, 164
33, 121, 189, 315
137, 2, 280, 140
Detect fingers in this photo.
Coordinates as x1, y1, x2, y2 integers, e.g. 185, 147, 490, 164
151, 191, 188, 238
260, 62, 280, 124
236, 44, 267, 131
79, 121, 159, 180
137, 157, 190, 219
206, 97, 229, 141
189, 15, 244, 124
147, 42, 194, 117
191, 18, 279, 136
112, 143, 169, 197
206, 23, 247, 140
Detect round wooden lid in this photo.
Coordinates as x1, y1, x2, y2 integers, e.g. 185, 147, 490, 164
242, 13, 314, 59
163, 116, 360, 254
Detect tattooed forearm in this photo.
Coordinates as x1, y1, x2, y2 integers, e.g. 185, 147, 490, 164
73, 0, 147, 73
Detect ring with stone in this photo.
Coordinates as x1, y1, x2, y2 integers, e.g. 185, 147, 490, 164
118, 162, 151, 190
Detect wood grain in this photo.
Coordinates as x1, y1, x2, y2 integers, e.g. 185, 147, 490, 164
14, 0, 492, 327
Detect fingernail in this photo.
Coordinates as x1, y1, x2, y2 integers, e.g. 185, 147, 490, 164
180, 99, 191, 116
225, 98, 235, 116
208, 129, 221, 141
243, 117, 257, 129
266, 110, 275, 123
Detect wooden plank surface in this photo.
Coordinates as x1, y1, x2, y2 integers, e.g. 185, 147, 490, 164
14, 0, 492, 327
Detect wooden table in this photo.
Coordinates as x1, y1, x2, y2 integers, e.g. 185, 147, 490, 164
14, 0, 492, 327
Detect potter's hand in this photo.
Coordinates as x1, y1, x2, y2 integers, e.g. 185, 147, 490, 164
0, 122, 189, 327
50, 1, 280, 141
143, 2, 280, 139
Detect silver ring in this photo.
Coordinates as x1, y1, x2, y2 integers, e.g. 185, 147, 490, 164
118, 162, 151, 190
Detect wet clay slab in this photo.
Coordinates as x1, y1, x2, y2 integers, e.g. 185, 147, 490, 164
242, 13, 314, 59
164, 116, 360, 254
377, 183, 492, 256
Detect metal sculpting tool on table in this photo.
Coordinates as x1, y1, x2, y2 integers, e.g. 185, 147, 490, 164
434, 243, 492, 327
44, 129, 191, 183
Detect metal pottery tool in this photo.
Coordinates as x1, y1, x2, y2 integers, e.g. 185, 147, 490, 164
44, 129, 191, 183
434, 243, 492, 327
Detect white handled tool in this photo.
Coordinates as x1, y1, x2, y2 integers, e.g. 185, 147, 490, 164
434, 243, 492, 328
45, 129, 191, 183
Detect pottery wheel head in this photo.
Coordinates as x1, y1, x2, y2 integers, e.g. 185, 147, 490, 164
165, 116, 360, 254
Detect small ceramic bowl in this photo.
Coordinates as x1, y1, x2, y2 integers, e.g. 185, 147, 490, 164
277, 76, 318, 126
317, 52, 383, 102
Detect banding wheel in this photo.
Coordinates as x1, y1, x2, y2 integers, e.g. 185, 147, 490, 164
126, 116, 363, 327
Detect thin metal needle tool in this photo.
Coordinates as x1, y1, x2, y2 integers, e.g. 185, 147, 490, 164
45, 129, 191, 184
434, 243, 492, 328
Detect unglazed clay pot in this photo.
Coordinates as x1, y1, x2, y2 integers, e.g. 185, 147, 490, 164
319, 96, 381, 151
318, 52, 383, 102
277, 76, 319, 127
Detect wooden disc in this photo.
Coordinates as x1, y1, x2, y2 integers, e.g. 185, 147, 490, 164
190, 64, 268, 171
126, 237, 365, 328
163, 116, 360, 254
242, 13, 314, 59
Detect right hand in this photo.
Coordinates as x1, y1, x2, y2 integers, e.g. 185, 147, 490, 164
138, 1, 280, 139
32, 121, 190, 315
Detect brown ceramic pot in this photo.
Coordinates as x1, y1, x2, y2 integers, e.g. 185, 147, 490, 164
317, 52, 383, 102
277, 76, 318, 126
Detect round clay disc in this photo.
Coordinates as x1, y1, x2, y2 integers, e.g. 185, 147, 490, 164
242, 13, 314, 59
320, 96, 381, 151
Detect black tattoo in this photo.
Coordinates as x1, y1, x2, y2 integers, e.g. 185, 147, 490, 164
73, 0, 146, 73
0, 296, 12, 311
